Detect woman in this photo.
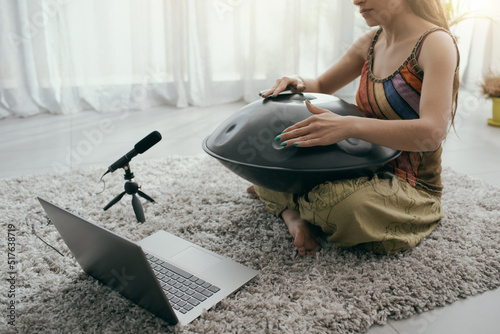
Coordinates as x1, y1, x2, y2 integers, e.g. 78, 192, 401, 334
250, 0, 460, 256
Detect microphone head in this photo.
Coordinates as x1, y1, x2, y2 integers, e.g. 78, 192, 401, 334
134, 131, 162, 153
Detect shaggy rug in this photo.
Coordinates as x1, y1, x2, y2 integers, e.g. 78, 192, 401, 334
0, 155, 499, 333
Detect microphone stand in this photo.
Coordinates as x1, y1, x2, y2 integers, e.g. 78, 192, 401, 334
103, 164, 154, 223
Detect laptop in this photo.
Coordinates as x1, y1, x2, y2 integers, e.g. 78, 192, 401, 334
37, 197, 258, 326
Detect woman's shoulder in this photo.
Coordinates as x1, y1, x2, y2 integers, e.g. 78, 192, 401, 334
416, 27, 459, 72
418, 27, 458, 58
420, 27, 456, 46
350, 28, 380, 59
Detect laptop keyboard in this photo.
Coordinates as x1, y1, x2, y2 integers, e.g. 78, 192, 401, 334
145, 253, 221, 314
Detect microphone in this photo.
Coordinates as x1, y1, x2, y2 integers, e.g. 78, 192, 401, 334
103, 131, 162, 176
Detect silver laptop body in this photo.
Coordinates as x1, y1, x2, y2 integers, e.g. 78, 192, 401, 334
37, 197, 258, 326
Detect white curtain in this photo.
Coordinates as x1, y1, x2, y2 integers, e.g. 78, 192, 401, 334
0, 0, 359, 118
2, 0, 497, 119
453, 17, 500, 92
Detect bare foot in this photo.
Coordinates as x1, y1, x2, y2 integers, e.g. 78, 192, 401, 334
246, 185, 258, 198
281, 209, 319, 256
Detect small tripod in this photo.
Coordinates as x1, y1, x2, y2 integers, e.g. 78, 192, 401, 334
103, 164, 154, 223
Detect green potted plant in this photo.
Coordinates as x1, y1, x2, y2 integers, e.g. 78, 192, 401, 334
481, 73, 500, 127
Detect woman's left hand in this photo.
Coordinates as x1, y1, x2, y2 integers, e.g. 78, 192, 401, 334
275, 101, 349, 147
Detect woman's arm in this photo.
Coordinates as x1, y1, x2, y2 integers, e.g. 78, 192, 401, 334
260, 30, 376, 98
276, 31, 459, 152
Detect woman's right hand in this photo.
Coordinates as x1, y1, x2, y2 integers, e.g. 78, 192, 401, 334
259, 75, 307, 98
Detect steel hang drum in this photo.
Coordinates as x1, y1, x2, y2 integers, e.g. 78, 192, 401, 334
203, 92, 401, 194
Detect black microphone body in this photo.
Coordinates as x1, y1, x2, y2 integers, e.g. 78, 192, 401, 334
105, 131, 162, 175
107, 148, 138, 173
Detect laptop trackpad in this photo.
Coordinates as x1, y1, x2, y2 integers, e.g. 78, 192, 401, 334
171, 246, 222, 273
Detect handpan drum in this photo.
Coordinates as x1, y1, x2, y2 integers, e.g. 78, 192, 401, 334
202, 92, 401, 194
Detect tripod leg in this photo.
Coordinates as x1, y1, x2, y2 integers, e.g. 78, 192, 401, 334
103, 192, 126, 211
137, 190, 155, 203
131, 194, 145, 223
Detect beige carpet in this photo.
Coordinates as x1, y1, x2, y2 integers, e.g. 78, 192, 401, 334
1, 155, 499, 333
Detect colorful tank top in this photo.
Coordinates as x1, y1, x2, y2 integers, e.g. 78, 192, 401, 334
355, 27, 456, 195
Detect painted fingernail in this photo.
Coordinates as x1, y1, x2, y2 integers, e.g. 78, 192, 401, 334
305, 97, 311, 103
259, 91, 263, 96
281, 130, 286, 134
270, 94, 275, 98
280, 141, 287, 146
274, 136, 281, 141
293, 142, 299, 146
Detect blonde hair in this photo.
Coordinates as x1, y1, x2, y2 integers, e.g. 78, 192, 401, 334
407, 0, 458, 128
406, 0, 450, 29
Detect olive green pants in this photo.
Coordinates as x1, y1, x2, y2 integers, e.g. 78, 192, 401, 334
253, 173, 443, 254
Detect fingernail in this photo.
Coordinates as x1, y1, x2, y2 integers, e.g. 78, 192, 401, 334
281, 130, 286, 134
293, 142, 299, 146
280, 141, 287, 146
270, 94, 275, 98
302, 85, 307, 90
305, 97, 311, 103
274, 136, 281, 141
259, 91, 263, 96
